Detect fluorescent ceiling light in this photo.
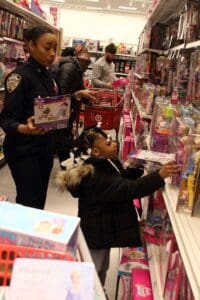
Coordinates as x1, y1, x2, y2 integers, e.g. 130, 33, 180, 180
85, 0, 99, 2
49, 0, 65, 2
86, 6, 102, 10
118, 6, 137, 10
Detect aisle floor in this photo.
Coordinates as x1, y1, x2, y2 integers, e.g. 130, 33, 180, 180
0, 158, 120, 300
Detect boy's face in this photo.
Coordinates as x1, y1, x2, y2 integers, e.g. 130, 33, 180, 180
92, 135, 118, 159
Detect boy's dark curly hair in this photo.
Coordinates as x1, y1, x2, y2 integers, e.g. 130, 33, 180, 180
73, 125, 107, 158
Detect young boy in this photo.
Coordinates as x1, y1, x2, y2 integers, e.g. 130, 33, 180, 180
56, 126, 181, 287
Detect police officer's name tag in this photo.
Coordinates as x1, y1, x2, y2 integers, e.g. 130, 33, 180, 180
34, 95, 71, 130
6, 73, 22, 93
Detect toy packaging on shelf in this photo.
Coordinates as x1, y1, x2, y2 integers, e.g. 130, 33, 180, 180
116, 247, 148, 300
163, 250, 183, 300
7, 259, 95, 300
149, 99, 174, 153
131, 268, 153, 300
0, 202, 80, 255
177, 133, 200, 215
34, 95, 71, 130
128, 149, 175, 165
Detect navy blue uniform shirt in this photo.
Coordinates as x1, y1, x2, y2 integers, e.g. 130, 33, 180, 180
0, 57, 58, 161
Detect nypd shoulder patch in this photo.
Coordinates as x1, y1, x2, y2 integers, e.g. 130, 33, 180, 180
6, 73, 22, 93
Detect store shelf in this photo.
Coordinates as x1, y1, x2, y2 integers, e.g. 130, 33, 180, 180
77, 229, 106, 300
134, 72, 148, 80
131, 90, 152, 120
0, 0, 58, 30
3, 36, 24, 44
146, 243, 164, 300
147, 0, 184, 26
138, 48, 163, 55
186, 40, 200, 49
115, 72, 128, 76
162, 183, 200, 300
88, 50, 135, 59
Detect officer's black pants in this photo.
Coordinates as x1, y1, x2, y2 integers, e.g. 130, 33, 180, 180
7, 154, 53, 209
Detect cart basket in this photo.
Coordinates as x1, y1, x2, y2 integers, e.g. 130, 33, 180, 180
84, 90, 123, 130
0, 244, 75, 286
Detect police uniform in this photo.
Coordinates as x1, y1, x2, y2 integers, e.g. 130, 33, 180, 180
0, 56, 58, 209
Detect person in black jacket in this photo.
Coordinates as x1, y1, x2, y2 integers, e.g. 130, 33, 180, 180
56, 126, 181, 287
51, 48, 92, 167
0, 26, 95, 209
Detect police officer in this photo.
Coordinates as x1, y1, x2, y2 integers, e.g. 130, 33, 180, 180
0, 26, 97, 209
0, 26, 59, 209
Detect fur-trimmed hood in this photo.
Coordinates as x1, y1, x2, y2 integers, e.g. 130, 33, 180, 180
55, 163, 94, 197
55, 157, 125, 197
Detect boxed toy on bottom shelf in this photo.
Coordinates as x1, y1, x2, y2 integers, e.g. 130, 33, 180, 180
116, 247, 149, 300
7, 259, 95, 300
0, 202, 80, 255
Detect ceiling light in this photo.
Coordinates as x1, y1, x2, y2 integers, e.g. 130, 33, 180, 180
86, 6, 102, 10
49, 0, 65, 2
85, 0, 99, 2
118, 6, 137, 10
142, 2, 145, 7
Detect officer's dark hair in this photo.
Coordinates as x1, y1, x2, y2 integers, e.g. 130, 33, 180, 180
105, 43, 117, 54
73, 125, 107, 158
25, 26, 55, 44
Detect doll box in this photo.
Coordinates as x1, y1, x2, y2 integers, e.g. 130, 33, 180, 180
128, 149, 175, 165
34, 94, 71, 130
116, 248, 149, 300
0, 202, 80, 255
8, 259, 95, 300
131, 268, 153, 300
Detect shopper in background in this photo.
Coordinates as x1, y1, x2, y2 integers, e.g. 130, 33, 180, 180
56, 125, 181, 288
51, 46, 93, 167
0, 26, 94, 209
92, 43, 117, 89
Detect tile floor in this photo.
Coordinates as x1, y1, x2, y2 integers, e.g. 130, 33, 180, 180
0, 158, 120, 300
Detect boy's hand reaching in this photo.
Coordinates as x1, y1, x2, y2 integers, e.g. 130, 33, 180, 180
159, 161, 182, 179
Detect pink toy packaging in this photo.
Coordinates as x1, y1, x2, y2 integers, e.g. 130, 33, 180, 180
116, 247, 149, 300
122, 136, 131, 162
131, 268, 153, 300
163, 250, 183, 300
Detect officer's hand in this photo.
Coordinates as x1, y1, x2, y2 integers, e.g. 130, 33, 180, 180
159, 161, 182, 179
17, 116, 49, 135
106, 83, 114, 90
75, 89, 98, 103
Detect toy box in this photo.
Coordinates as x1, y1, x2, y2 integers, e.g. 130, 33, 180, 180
0, 202, 80, 255
163, 250, 183, 300
8, 259, 95, 300
116, 247, 148, 300
34, 95, 71, 130
128, 149, 175, 165
177, 134, 200, 215
131, 268, 153, 300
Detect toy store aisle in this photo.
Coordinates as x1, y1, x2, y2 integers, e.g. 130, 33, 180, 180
0, 159, 119, 300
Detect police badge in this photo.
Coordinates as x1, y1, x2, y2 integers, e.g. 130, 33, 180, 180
6, 73, 22, 93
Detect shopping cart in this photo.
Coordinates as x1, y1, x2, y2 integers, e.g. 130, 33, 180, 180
84, 90, 123, 138
0, 244, 75, 286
